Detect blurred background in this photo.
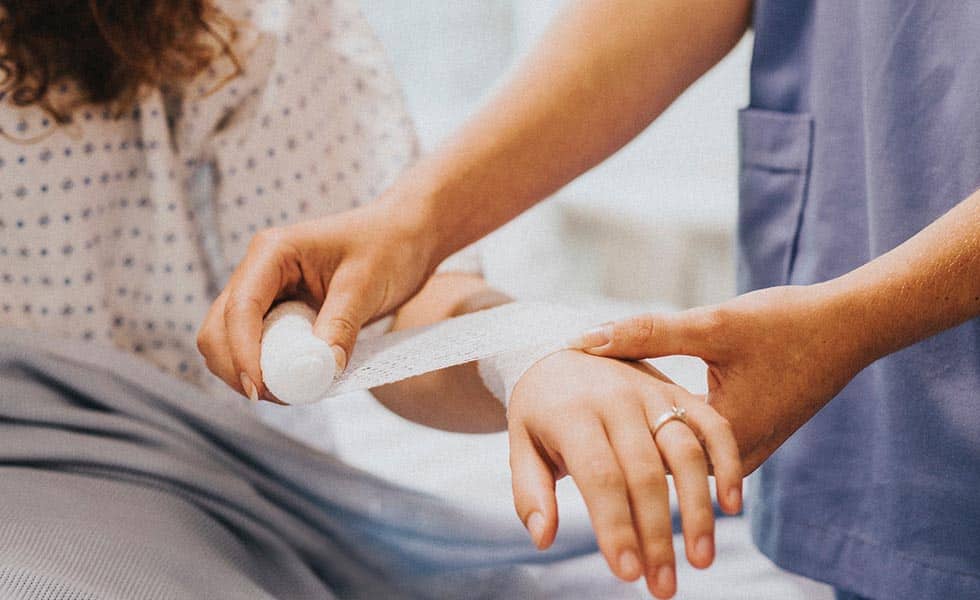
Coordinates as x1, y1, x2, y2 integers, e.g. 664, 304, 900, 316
360, 0, 751, 308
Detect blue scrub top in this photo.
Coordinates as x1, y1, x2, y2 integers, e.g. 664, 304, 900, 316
741, 2, 980, 598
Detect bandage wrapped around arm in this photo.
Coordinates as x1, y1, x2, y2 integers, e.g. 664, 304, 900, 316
259, 300, 628, 406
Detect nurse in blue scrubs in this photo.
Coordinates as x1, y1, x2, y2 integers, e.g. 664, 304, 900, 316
203, 2, 980, 598
576, 4, 980, 599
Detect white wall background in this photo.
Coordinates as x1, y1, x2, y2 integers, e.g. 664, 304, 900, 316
360, 1, 751, 308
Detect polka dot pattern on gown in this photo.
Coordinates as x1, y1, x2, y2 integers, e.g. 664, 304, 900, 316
0, 0, 419, 388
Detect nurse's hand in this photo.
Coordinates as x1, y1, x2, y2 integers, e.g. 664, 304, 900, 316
197, 202, 438, 402
569, 285, 872, 473
507, 350, 743, 599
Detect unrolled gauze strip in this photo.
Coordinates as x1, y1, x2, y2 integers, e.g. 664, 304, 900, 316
260, 300, 623, 405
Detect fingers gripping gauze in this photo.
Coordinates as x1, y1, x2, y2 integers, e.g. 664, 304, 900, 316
259, 300, 626, 406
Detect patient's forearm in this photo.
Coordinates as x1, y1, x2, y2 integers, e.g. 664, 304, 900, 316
371, 273, 511, 433
825, 189, 980, 365
384, 0, 751, 264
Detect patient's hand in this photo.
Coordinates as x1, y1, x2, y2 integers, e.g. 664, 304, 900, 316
507, 350, 742, 599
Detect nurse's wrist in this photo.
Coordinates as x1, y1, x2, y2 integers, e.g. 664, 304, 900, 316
371, 177, 452, 274
379, 174, 475, 275
813, 275, 895, 370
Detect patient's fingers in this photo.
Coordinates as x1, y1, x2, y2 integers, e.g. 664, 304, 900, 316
560, 422, 644, 582
650, 407, 715, 570
605, 413, 677, 599
679, 396, 743, 515
508, 423, 558, 550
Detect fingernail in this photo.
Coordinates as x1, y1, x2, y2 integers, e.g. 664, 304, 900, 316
728, 486, 742, 512
239, 372, 259, 403
567, 323, 613, 350
330, 345, 347, 374
696, 534, 714, 563
526, 512, 545, 548
619, 549, 642, 580
655, 565, 675, 596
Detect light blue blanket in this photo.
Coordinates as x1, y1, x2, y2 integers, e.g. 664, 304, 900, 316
0, 328, 597, 599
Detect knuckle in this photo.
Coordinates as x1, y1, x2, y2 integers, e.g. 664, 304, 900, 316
698, 305, 731, 337
595, 511, 636, 539
224, 294, 263, 318
203, 359, 225, 381
688, 506, 716, 530
600, 387, 636, 404
628, 464, 666, 490
643, 538, 675, 563
628, 314, 656, 345
327, 315, 359, 341
586, 463, 626, 491
605, 522, 639, 548
249, 227, 284, 250
195, 329, 211, 355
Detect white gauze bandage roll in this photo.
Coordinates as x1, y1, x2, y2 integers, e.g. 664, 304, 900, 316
260, 302, 337, 406
259, 300, 630, 406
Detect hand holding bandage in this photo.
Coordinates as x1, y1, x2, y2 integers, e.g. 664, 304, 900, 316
257, 300, 607, 406
196, 205, 439, 404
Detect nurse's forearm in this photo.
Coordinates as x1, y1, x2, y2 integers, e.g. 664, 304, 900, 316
385, 0, 751, 264
826, 189, 980, 365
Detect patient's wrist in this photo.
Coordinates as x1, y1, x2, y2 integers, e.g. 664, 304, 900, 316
478, 345, 568, 409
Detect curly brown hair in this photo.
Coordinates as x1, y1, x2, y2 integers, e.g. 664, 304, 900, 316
0, 0, 239, 122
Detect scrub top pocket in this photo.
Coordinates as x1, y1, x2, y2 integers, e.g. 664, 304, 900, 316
736, 108, 814, 292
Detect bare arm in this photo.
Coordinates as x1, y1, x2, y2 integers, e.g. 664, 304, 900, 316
833, 189, 980, 363
370, 273, 511, 433
202, 0, 752, 403
392, 0, 753, 261
578, 188, 980, 472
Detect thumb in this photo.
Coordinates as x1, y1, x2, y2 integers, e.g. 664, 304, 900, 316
509, 425, 559, 550
568, 309, 716, 360
312, 265, 381, 373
